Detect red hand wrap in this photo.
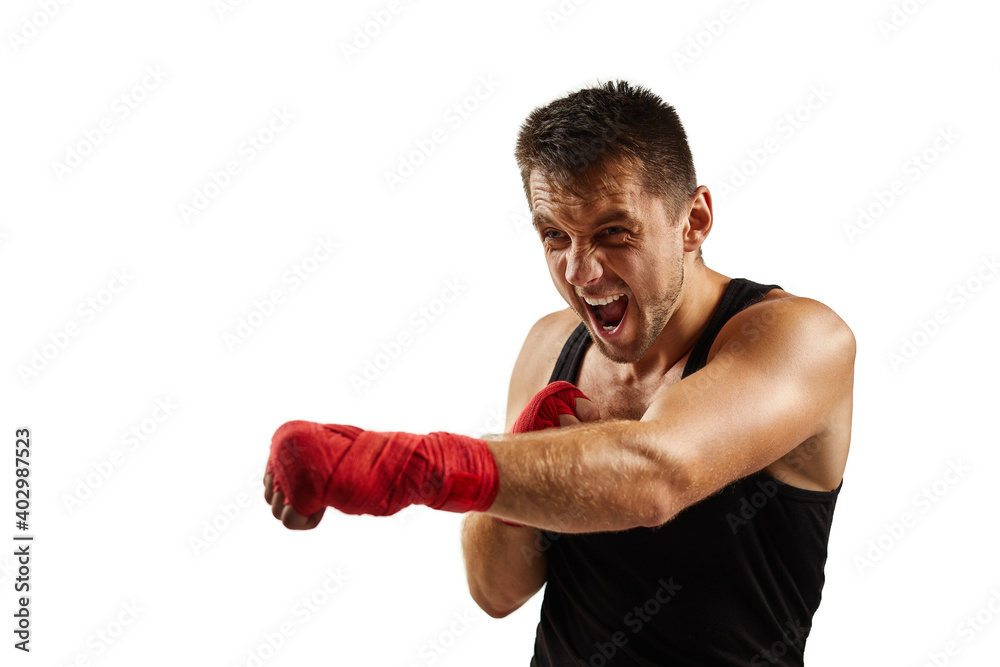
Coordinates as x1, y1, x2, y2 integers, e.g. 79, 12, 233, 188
268, 421, 500, 518
511, 380, 590, 433
495, 381, 590, 527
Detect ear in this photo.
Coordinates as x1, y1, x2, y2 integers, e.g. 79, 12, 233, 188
682, 185, 713, 254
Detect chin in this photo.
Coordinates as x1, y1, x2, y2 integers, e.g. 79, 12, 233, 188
584, 322, 640, 363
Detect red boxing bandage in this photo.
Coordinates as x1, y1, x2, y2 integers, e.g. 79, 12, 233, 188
495, 381, 590, 527
511, 380, 590, 433
267, 421, 500, 518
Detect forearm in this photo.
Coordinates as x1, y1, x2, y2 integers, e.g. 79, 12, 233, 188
461, 512, 546, 618
484, 418, 668, 533
265, 414, 671, 532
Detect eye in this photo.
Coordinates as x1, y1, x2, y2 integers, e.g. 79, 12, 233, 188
542, 230, 566, 240
603, 226, 627, 237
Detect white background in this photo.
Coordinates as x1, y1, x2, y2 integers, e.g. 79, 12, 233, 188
2, 1, 998, 665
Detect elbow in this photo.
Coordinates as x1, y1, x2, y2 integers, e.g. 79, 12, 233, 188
644, 497, 679, 529
481, 602, 516, 620
630, 422, 694, 528
467, 569, 542, 619
643, 459, 696, 528
469, 586, 523, 619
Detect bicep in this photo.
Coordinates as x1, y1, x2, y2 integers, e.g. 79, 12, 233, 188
503, 329, 537, 433
503, 314, 566, 433
638, 298, 855, 515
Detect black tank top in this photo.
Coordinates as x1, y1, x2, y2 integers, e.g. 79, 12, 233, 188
531, 277, 842, 667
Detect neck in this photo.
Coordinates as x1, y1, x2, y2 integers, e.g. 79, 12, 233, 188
619, 262, 730, 382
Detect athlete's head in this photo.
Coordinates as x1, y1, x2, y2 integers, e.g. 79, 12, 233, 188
514, 80, 700, 255
514, 80, 710, 364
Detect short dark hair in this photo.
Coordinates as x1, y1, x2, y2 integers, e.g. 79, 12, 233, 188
514, 80, 701, 258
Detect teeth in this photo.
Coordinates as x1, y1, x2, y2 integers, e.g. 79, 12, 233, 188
602, 325, 616, 331
583, 293, 624, 306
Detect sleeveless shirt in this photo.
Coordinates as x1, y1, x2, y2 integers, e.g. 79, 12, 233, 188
530, 278, 843, 666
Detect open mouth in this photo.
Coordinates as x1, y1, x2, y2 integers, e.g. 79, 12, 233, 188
583, 293, 628, 336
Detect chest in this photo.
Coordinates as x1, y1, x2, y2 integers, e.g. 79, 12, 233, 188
572, 346, 692, 421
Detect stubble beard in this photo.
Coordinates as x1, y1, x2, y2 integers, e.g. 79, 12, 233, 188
588, 254, 685, 365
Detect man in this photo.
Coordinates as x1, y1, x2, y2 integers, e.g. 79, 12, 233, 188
264, 80, 855, 666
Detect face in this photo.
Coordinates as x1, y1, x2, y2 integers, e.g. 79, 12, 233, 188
529, 167, 686, 364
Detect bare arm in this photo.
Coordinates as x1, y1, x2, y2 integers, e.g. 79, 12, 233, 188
482, 297, 856, 533
460, 511, 547, 618
461, 313, 582, 618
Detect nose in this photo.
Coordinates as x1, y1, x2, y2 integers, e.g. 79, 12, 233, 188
564, 245, 603, 287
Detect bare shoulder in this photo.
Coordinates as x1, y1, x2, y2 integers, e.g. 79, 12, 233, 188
504, 309, 581, 432
711, 287, 856, 368
710, 288, 855, 490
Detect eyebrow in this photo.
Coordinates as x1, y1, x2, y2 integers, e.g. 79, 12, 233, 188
532, 209, 632, 230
